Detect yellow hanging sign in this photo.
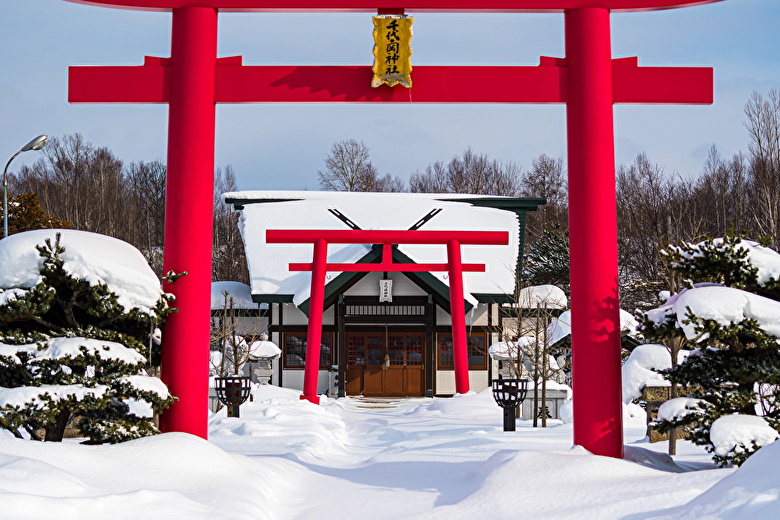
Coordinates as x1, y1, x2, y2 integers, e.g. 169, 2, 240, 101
372, 15, 413, 88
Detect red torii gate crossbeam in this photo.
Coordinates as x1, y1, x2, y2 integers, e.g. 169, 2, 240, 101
267, 229, 509, 403
66, 0, 722, 459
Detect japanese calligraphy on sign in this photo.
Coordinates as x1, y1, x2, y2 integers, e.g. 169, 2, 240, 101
372, 15, 413, 88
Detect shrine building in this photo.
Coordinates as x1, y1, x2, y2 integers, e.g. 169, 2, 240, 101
224, 191, 545, 398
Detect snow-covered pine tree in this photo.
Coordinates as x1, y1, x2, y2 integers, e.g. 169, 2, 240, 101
640, 235, 780, 466
523, 225, 570, 295
0, 230, 176, 443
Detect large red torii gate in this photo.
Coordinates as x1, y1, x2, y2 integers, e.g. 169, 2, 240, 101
66, 0, 721, 459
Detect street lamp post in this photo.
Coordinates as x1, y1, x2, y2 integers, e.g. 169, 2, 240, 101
3, 135, 47, 239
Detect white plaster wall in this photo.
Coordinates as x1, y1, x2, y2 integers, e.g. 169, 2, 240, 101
436, 306, 452, 325
283, 303, 308, 325
437, 303, 497, 327
231, 316, 269, 336
436, 304, 488, 328
282, 370, 304, 392
436, 370, 489, 395
280, 303, 333, 325
436, 371, 456, 395
502, 316, 538, 341
469, 370, 489, 392
468, 304, 489, 327
281, 370, 330, 394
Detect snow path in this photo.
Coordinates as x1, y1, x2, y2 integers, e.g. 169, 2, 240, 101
1, 386, 766, 519
206, 389, 727, 520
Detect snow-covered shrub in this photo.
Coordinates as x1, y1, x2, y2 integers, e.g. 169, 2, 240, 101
665, 235, 780, 300
0, 231, 175, 443
621, 344, 689, 404
710, 414, 779, 467
640, 236, 780, 466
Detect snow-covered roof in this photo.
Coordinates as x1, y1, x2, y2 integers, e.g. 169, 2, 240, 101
547, 309, 640, 346
0, 229, 163, 314
248, 340, 281, 359
211, 281, 259, 310
515, 285, 567, 309
225, 191, 533, 306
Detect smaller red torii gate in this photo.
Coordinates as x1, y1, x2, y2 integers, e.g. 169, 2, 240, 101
266, 229, 509, 403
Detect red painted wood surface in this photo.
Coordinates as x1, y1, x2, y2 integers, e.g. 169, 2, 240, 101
446, 239, 470, 394
266, 229, 509, 244
69, 61, 712, 105
66, 0, 723, 14
301, 238, 328, 404
565, 7, 624, 459
157, 7, 217, 439
288, 262, 486, 272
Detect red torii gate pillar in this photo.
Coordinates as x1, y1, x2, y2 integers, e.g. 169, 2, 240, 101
66, 0, 721, 458
158, 7, 218, 438
566, 8, 622, 459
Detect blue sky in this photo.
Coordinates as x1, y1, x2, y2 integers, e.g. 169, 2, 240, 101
2, 0, 778, 191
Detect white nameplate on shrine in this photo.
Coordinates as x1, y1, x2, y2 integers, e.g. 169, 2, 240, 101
379, 279, 393, 302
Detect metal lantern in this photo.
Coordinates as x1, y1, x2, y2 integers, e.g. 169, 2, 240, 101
214, 376, 252, 418
492, 378, 529, 432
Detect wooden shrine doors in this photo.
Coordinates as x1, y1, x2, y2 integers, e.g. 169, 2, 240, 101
363, 334, 385, 396
346, 332, 425, 397
388, 333, 424, 397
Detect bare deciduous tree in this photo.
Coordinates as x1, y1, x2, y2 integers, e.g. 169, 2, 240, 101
210, 293, 270, 378
616, 153, 696, 310
493, 284, 568, 428
126, 160, 167, 275
213, 165, 250, 284
521, 154, 568, 239
744, 89, 780, 247
317, 139, 404, 192
14, 134, 127, 239
409, 148, 522, 196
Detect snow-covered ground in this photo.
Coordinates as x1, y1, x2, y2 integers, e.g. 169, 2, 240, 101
1, 386, 778, 520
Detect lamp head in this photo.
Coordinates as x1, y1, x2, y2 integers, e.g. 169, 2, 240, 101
21, 135, 47, 152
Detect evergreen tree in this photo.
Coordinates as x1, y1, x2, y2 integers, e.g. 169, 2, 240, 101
640, 235, 780, 466
523, 224, 570, 295
0, 232, 175, 443
2, 192, 71, 236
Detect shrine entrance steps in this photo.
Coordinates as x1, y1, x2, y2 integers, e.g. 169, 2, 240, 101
348, 397, 429, 410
